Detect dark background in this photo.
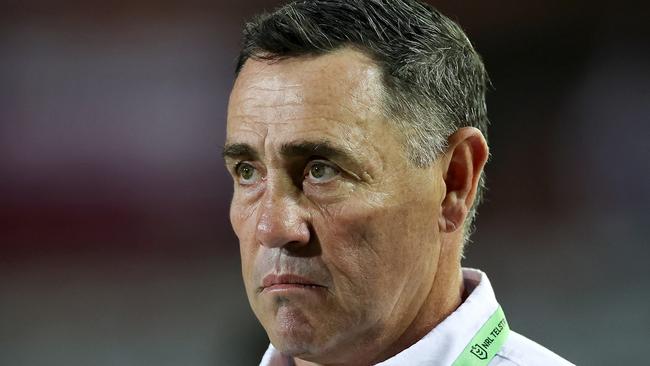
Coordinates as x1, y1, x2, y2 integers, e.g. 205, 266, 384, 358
1, 0, 649, 365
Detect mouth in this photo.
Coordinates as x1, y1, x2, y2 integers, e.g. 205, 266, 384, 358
260, 274, 327, 293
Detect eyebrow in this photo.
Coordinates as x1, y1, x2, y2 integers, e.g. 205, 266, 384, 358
280, 140, 356, 162
222, 143, 260, 161
222, 140, 362, 168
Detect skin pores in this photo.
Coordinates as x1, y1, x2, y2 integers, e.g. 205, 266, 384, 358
225, 49, 449, 365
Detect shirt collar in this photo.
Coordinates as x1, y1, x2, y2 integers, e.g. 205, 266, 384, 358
260, 268, 499, 366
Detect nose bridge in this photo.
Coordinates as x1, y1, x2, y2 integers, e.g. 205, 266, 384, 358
256, 173, 309, 248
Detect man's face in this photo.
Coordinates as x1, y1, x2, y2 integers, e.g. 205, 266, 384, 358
225, 49, 446, 362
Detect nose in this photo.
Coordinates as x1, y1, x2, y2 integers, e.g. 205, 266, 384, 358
255, 187, 310, 249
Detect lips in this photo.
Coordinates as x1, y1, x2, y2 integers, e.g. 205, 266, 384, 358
261, 274, 326, 292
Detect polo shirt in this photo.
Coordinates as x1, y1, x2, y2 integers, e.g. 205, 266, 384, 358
260, 268, 574, 366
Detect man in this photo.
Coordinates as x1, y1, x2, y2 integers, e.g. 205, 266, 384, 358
223, 1, 573, 365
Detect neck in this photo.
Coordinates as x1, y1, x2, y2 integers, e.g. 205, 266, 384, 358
373, 263, 465, 363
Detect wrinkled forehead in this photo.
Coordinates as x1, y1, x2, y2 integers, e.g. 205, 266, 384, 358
226, 49, 387, 137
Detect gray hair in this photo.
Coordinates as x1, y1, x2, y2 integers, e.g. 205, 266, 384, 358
235, 0, 490, 245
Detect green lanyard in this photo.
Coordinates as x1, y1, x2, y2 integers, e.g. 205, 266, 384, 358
451, 305, 510, 366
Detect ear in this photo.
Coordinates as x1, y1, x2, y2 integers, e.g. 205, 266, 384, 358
438, 127, 489, 233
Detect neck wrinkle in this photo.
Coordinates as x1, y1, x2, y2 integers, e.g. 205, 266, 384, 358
369, 237, 464, 366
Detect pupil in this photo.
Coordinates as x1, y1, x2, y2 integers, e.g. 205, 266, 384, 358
312, 164, 324, 178
241, 165, 252, 179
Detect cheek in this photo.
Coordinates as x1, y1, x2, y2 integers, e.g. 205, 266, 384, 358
317, 194, 439, 299
230, 198, 260, 290
230, 192, 261, 243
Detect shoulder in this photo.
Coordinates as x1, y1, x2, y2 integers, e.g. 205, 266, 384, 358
488, 330, 574, 366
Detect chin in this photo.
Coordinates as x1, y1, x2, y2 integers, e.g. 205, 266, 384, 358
270, 329, 324, 361
273, 338, 316, 358
275, 336, 356, 366
256, 296, 360, 362
265, 307, 345, 362
267, 307, 317, 351
273, 337, 339, 365
269, 320, 355, 365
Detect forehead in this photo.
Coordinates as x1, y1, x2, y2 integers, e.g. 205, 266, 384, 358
226, 49, 389, 149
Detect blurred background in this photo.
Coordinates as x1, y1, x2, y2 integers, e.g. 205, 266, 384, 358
1, 0, 648, 365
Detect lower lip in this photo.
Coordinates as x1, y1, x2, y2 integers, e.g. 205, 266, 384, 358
262, 284, 325, 293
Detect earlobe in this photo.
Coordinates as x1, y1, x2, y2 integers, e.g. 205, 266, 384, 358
439, 127, 489, 233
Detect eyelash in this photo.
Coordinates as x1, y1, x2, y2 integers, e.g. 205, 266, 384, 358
304, 160, 340, 182
232, 160, 340, 184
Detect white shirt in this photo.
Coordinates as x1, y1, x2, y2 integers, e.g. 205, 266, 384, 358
260, 268, 573, 366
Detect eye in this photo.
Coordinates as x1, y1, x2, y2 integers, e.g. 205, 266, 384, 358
305, 161, 340, 183
235, 162, 260, 185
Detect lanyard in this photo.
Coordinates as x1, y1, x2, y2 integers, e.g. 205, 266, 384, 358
451, 305, 510, 366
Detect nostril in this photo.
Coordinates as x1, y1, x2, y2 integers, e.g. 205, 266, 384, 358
255, 207, 310, 249
283, 223, 320, 257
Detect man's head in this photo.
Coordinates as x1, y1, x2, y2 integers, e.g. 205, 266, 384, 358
237, 0, 490, 235
224, 1, 489, 364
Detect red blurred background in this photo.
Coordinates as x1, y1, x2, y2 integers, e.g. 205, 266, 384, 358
1, 0, 648, 364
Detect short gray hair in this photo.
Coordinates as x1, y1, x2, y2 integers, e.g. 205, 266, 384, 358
236, 0, 490, 244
